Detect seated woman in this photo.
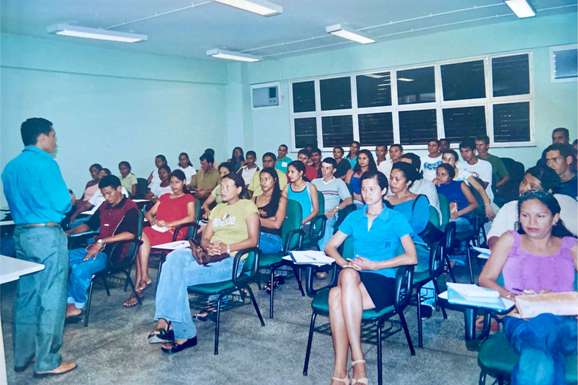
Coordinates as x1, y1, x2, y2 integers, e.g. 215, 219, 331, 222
118, 161, 137, 197
254, 167, 286, 255
325, 171, 417, 385
345, 149, 377, 206
435, 163, 478, 232
228, 146, 245, 173
146, 165, 172, 200
147, 154, 168, 189
479, 191, 577, 385
123, 170, 196, 307
398, 153, 441, 224
148, 173, 259, 353
488, 166, 578, 249
201, 162, 235, 219
385, 162, 431, 269
66, 163, 103, 226
177, 152, 196, 184
283, 160, 319, 228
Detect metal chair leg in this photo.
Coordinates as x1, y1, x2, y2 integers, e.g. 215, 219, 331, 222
444, 253, 457, 282
214, 296, 222, 355
479, 370, 487, 385
377, 321, 383, 385
398, 309, 416, 356
84, 278, 95, 327
125, 271, 141, 305
466, 243, 475, 284
246, 285, 265, 327
103, 275, 111, 296
416, 288, 423, 348
292, 264, 305, 296
432, 279, 448, 319
303, 312, 317, 376
269, 269, 275, 319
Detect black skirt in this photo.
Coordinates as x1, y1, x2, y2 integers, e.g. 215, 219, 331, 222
359, 272, 396, 311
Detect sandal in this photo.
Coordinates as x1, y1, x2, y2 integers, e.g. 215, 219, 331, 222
264, 276, 285, 293
331, 376, 350, 385
136, 279, 153, 294
161, 336, 197, 354
147, 322, 174, 344
351, 359, 368, 385
122, 294, 142, 308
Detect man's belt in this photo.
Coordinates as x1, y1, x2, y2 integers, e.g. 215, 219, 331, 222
18, 222, 61, 228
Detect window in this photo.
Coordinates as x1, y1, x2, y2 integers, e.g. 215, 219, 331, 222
321, 115, 353, 147
493, 102, 530, 143
492, 54, 530, 97
356, 72, 391, 107
441, 60, 485, 100
399, 110, 437, 145
294, 118, 317, 148
320, 77, 351, 110
551, 45, 578, 81
358, 113, 393, 146
443, 106, 486, 143
292, 81, 315, 112
397, 66, 435, 104
289, 52, 532, 149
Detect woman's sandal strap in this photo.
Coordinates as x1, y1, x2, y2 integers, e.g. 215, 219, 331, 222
331, 377, 350, 385
352, 378, 368, 385
351, 359, 365, 366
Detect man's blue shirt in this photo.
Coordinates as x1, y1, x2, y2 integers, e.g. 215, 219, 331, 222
2, 146, 71, 224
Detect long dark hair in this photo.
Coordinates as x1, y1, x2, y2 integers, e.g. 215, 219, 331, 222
221, 172, 250, 200
353, 149, 377, 175
517, 191, 573, 238
170, 169, 189, 194
524, 166, 560, 193
288, 160, 307, 182
231, 147, 245, 163
391, 161, 419, 188
258, 167, 281, 216
400, 153, 423, 180
179, 152, 193, 167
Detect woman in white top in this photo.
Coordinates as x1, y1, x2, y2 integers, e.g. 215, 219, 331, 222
177, 152, 196, 184
148, 154, 168, 191
147, 165, 173, 200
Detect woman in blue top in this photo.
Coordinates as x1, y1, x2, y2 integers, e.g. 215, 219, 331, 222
345, 149, 377, 206
325, 171, 417, 385
283, 160, 319, 226
435, 163, 478, 233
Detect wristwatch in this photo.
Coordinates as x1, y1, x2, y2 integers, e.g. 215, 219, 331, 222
96, 239, 105, 249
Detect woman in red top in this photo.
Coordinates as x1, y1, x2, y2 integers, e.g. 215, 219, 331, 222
124, 169, 196, 307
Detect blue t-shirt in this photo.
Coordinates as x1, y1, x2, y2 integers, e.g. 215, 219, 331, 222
391, 195, 430, 245
339, 205, 413, 278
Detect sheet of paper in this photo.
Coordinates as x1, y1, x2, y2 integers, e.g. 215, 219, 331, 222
151, 224, 169, 233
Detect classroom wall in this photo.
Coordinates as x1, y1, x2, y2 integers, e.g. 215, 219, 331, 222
0, 33, 229, 202
243, 12, 578, 165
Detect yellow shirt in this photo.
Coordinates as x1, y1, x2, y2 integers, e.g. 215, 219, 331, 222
121, 173, 137, 196
209, 199, 258, 245
248, 169, 287, 196
190, 168, 220, 192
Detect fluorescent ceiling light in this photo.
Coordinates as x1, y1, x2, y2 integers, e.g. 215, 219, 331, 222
214, 0, 283, 16
326, 24, 375, 44
207, 49, 261, 62
397, 77, 415, 82
47, 24, 147, 43
505, 0, 536, 18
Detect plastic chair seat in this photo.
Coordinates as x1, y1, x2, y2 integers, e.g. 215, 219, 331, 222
311, 288, 396, 319
188, 280, 236, 295
412, 270, 432, 286
478, 332, 577, 384
259, 253, 285, 268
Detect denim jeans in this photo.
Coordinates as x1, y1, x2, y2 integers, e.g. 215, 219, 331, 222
259, 231, 283, 254
154, 248, 242, 340
12, 226, 68, 372
504, 313, 577, 385
67, 247, 108, 309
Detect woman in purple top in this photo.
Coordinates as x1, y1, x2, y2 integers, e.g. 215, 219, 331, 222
480, 191, 577, 385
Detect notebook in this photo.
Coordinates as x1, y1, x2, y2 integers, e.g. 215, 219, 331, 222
440, 283, 514, 311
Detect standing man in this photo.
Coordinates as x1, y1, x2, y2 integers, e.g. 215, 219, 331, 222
276, 144, 292, 174
475, 135, 510, 192
2, 118, 76, 376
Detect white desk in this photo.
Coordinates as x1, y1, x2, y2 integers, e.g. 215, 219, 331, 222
0, 255, 45, 385
151, 240, 190, 251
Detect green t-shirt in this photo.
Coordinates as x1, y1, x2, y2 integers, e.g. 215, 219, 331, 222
209, 199, 258, 245
479, 153, 509, 187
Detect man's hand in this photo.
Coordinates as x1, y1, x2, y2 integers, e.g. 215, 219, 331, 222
83, 243, 102, 261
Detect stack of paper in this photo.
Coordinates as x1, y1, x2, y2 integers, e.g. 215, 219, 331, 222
282, 250, 335, 266
444, 283, 514, 311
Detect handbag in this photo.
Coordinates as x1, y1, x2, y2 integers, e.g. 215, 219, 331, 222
188, 239, 230, 265
411, 195, 444, 245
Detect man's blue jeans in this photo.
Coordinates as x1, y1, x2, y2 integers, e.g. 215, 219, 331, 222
504, 313, 577, 385
13, 226, 68, 372
67, 247, 107, 309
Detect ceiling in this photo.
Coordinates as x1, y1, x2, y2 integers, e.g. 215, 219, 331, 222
1, 0, 577, 60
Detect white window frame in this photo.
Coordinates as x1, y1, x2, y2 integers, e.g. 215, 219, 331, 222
550, 44, 578, 83
288, 51, 534, 151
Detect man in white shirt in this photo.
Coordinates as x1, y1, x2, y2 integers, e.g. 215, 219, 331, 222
378, 143, 403, 181
458, 140, 494, 202
238, 150, 259, 186
312, 158, 352, 251
420, 139, 443, 182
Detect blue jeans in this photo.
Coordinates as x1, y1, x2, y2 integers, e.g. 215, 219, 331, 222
504, 313, 577, 385
13, 226, 68, 372
67, 247, 107, 309
317, 215, 336, 252
154, 248, 242, 340
259, 231, 283, 254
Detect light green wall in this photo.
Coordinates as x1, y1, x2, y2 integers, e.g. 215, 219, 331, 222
1, 33, 228, 200
242, 12, 578, 165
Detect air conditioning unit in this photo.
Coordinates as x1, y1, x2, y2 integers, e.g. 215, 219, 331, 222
252, 83, 279, 108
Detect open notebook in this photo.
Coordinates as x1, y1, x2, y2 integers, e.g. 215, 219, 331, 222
439, 283, 514, 311
282, 250, 335, 266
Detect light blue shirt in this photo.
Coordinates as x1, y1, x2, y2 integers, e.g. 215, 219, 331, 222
275, 156, 292, 174
339, 205, 412, 278
2, 146, 71, 224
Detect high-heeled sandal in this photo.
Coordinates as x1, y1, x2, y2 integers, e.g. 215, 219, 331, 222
351, 359, 368, 385
330, 376, 350, 385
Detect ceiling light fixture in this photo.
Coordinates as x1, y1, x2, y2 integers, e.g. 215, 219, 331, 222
47, 24, 147, 43
206, 49, 261, 62
214, 0, 283, 16
504, 0, 536, 18
325, 24, 375, 44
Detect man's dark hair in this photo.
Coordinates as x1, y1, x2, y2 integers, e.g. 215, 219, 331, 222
428, 139, 440, 145
442, 149, 459, 162
552, 127, 569, 141
279, 144, 288, 151
200, 152, 214, 164
545, 143, 574, 159
459, 139, 475, 151
333, 146, 344, 152
390, 144, 403, 152
99, 175, 121, 189
262, 152, 277, 162
246, 150, 257, 158
321, 157, 337, 168
118, 161, 131, 170
311, 148, 322, 156
475, 135, 490, 145
298, 149, 311, 158
21, 118, 53, 146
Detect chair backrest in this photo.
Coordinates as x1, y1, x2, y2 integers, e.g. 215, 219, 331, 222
172, 222, 200, 242
282, 200, 303, 252
496, 157, 525, 205
438, 193, 451, 229
135, 178, 148, 199
317, 190, 325, 215
232, 247, 260, 285
339, 235, 355, 259
107, 209, 144, 271
334, 203, 356, 231
394, 265, 414, 309
428, 242, 445, 278
428, 206, 441, 229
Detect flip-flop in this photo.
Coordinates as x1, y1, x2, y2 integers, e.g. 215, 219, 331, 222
136, 279, 153, 294
122, 294, 141, 308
